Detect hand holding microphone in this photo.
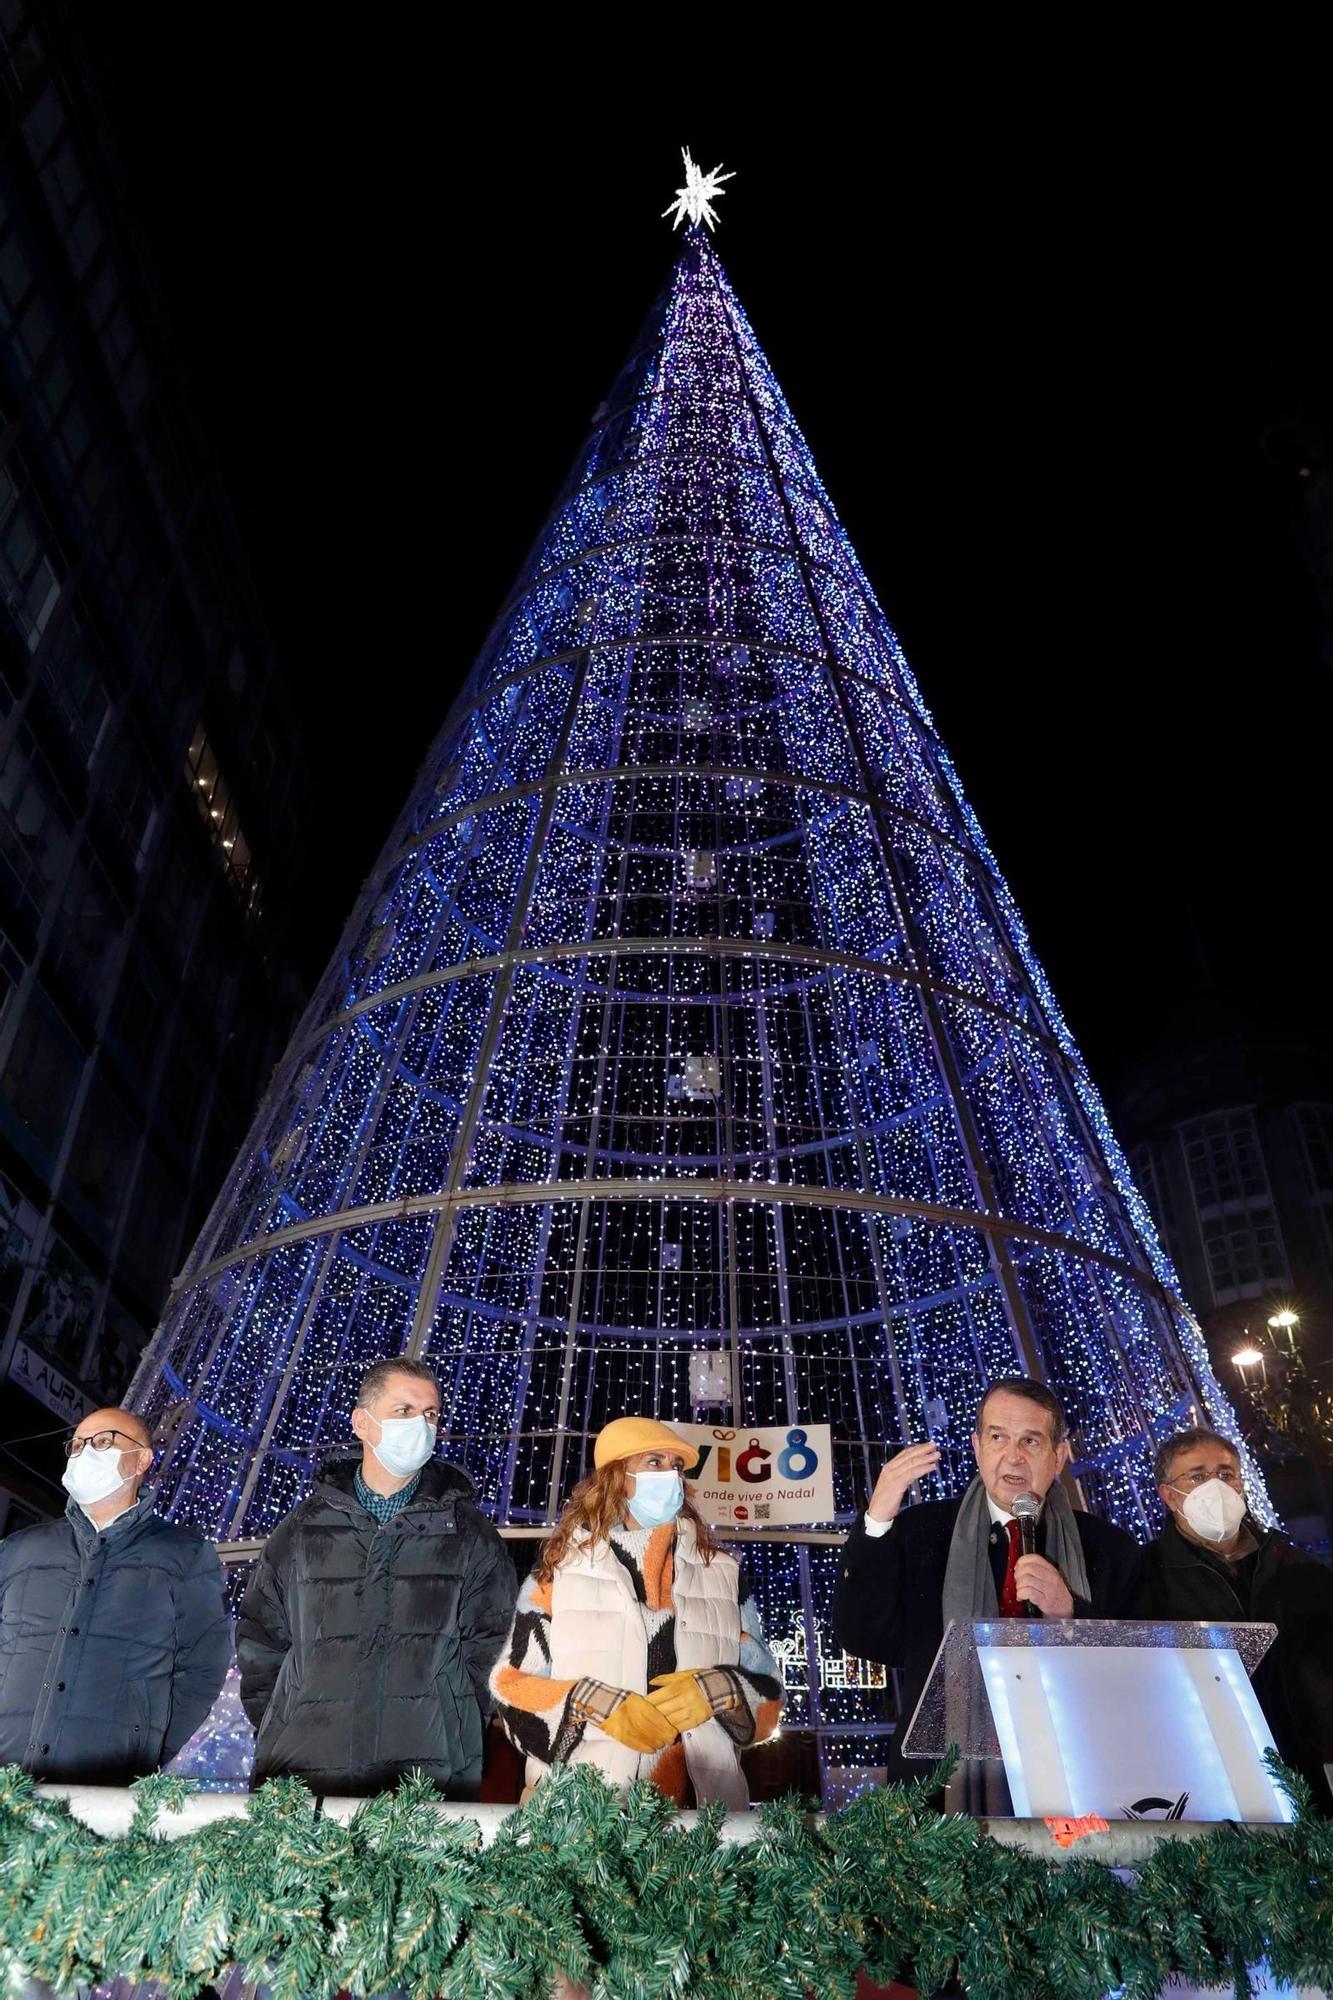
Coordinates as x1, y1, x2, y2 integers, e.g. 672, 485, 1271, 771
1011, 1489, 1074, 1618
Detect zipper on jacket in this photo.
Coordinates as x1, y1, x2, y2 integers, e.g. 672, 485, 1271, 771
1176, 1555, 1247, 1617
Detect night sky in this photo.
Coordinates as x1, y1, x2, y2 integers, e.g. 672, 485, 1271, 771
80, 19, 1331, 1095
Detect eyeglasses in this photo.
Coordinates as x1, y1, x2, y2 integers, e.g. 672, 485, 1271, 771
1170, 1466, 1244, 1490
65, 1429, 146, 1457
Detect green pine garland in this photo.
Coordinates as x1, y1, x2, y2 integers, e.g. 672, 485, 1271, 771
0, 1757, 1330, 2000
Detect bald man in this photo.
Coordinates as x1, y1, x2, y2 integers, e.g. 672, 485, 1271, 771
0, 1407, 229, 1782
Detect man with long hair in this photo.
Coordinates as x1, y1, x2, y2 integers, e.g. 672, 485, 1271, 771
489, 1416, 781, 1809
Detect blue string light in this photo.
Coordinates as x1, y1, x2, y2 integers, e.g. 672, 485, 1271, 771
131, 225, 1266, 1779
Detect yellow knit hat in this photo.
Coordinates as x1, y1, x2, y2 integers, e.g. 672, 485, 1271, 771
592, 1416, 699, 1472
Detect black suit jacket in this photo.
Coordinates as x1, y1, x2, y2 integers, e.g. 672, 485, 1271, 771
831, 1494, 1144, 1782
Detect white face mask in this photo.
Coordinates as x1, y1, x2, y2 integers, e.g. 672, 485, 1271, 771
367, 1413, 437, 1479
1180, 1477, 1247, 1544
62, 1444, 133, 1511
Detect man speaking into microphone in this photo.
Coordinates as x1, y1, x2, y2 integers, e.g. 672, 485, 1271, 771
832, 1377, 1142, 1784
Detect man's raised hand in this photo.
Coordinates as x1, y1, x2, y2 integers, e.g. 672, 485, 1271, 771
866, 1441, 941, 1522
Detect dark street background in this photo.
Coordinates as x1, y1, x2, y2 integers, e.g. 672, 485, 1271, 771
76, 17, 1333, 1089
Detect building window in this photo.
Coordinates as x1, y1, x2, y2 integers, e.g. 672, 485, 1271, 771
0, 989, 84, 1164
40, 619, 110, 765
121, 1145, 181, 1303
1129, 1143, 1173, 1235
0, 723, 75, 928
1177, 1108, 1289, 1306
0, 464, 62, 652
108, 955, 162, 1082
1294, 1104, 1333, 1284
21, 81, 64, 166
185, 721, 262, 914
45, 853, 125, 1020
0, 229, 34, 314
1199, 1211, 1288, 1299
1295, 1103, 1333, 1195
66, 1067, 137, 1236
0, 930, 23, 1025
1180, 1109, 1268, 1207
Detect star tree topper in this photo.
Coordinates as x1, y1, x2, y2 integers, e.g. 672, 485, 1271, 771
663, 148, 734, 232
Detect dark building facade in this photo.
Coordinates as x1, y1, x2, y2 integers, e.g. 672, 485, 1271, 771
1117, 1028, 1333, 1536
0, 0, 309, 1531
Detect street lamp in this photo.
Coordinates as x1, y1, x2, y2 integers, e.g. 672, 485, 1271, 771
1233, 1345, 1268, 1389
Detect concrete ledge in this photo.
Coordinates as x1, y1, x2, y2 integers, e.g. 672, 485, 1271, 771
35, 1786, 1292, 1860
33, 1784, 775, 1845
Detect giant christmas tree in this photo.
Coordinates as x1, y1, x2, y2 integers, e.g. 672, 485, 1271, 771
133, 162, 1262, 1777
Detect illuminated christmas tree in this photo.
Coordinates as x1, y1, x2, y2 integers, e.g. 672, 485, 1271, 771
136, 159, 1263, 1780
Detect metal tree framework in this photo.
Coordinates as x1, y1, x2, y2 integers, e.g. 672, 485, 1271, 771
133, 224, 1263, 1780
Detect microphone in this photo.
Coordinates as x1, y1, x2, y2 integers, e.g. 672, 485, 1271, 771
1011, 1489, 1041, 1617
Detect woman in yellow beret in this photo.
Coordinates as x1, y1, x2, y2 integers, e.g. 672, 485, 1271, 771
489, 1415, 782, 1811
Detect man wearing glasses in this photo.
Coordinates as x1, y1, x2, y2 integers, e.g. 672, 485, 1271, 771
0, 1407, 229, 1783
1140, 1427, 1333, 1809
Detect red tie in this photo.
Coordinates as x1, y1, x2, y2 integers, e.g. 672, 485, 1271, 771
999, 1519, 1024, 1617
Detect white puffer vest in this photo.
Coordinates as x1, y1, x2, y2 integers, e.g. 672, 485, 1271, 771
543, 1518, 750, 1809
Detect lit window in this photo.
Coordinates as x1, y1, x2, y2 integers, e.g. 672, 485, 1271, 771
184, 721, 262, 912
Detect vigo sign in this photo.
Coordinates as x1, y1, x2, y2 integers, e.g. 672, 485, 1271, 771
676, 1423, 835, 1527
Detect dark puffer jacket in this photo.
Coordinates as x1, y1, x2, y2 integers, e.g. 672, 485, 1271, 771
236, 1456, 516, 1796
0, 1491, 229, 1783
1138, 1514, 1333, 1807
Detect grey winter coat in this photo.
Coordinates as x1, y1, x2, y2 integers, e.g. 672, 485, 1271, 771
235, 1455, 516, 1797
0, 1490, 230, 1783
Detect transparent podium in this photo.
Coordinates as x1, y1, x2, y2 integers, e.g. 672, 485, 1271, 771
901, 1618, 1296, 1825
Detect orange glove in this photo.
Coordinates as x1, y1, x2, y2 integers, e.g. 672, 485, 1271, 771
599, 1691, 680, 1754
647, 1669, 714, 1732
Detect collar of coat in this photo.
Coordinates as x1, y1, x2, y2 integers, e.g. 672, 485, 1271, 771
567, 1515, 707, 1565
1159, 1511, 1274, 1572
64, 1486, 158, 1549
312, 1453, 477, 1514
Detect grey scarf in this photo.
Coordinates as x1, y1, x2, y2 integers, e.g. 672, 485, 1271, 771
941, 1475, 1092, 1627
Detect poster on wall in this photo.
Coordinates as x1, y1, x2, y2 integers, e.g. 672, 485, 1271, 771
0, 1167, 42, 1326
18, 1231, 98, 1376
674, 1423, 834, 1527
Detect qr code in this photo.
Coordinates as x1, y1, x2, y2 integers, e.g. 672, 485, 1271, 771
753, 1502, 771, 1520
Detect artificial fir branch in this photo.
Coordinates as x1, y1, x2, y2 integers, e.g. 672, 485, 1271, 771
1, 1758, 1331, 1999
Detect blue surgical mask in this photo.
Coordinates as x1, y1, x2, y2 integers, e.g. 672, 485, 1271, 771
627, 1468, 684, 1528
368, 1413, 436, 1479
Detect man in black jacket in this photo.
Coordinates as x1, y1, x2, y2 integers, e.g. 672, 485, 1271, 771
0, 1407, 229, 1782
832, 1377, 1142, 1783
1138, 1426, 1333, 1810
236, 1357, 517, 1797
